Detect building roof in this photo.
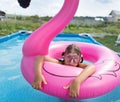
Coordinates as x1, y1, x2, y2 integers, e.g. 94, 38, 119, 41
109, 10, 120, 15
0, 10, 6, 16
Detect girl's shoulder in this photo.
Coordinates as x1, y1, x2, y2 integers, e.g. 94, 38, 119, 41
78, 63, 88, 69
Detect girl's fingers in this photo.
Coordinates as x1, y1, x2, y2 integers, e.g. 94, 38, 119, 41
69, 91, 78, 98
32, 82, 42, 90
32, 83, 36, 89
63, 84, 70, 89
43, 79, 47, 85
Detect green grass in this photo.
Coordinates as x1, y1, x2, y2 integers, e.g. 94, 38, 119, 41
63, 23, 120, 34
0, 20, 120, 52
0, 20, 40, 36
94, 36, 120, 52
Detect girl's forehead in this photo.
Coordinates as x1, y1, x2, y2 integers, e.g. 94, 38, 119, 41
67, 53, 78, 55
66, 51, 80, 55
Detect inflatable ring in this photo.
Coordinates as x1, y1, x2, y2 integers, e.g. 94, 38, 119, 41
21, 42, 120, 100
21, 0, 120, 100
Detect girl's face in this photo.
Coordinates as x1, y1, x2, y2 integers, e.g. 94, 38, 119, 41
64, 53, 81, 67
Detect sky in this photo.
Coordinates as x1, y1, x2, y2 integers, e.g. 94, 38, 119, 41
0, 0, 120, 17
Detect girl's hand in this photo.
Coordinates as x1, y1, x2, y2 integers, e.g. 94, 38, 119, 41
32, 74, 47, 90
64, 79, 80, 98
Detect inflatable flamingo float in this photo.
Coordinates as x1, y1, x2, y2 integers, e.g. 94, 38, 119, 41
19, 0, 120, 100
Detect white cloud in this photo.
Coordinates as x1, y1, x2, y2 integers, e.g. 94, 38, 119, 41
0, 0, 120, 17
77, 0, 120, 17
95, 0, 114, 3
29, 0, 64, 16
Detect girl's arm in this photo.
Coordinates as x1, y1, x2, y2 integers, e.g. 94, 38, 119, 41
44, 56, 60, 64
32, 55, 59, 90
32, 55, 47, 90
64, 64, 96, 98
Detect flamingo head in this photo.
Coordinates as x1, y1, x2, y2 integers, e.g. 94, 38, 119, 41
18, 0, 31, 8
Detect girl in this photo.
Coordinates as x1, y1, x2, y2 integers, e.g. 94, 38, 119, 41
32, 44, 96, 98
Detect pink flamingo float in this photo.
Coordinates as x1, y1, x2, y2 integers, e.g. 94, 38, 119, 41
19, 0, 120, 100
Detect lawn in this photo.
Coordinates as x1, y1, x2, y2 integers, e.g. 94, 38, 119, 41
94, 36, 120, 52
0, 20, 120, 52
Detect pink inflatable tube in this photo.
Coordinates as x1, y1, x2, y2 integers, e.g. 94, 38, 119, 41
22, 42, 120, 100
21, 0, 120, 100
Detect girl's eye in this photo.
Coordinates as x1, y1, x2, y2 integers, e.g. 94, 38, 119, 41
74, 56, 80, 59
67, 56, 71, 59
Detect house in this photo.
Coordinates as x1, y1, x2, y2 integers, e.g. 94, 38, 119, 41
0, 10, 6, 21
107, 10, 120, 22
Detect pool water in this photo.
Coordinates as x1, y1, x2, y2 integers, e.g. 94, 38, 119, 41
0, 31, 120, 102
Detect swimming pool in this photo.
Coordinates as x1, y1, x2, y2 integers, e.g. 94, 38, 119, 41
0, 31, 120, 102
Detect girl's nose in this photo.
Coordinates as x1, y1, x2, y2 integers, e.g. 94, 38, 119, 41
70, 59, 74, 64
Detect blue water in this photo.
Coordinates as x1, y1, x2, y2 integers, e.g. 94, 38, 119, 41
0, 31, 120, 102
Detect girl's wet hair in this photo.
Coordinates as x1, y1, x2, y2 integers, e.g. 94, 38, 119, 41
62, 44, 81, 56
